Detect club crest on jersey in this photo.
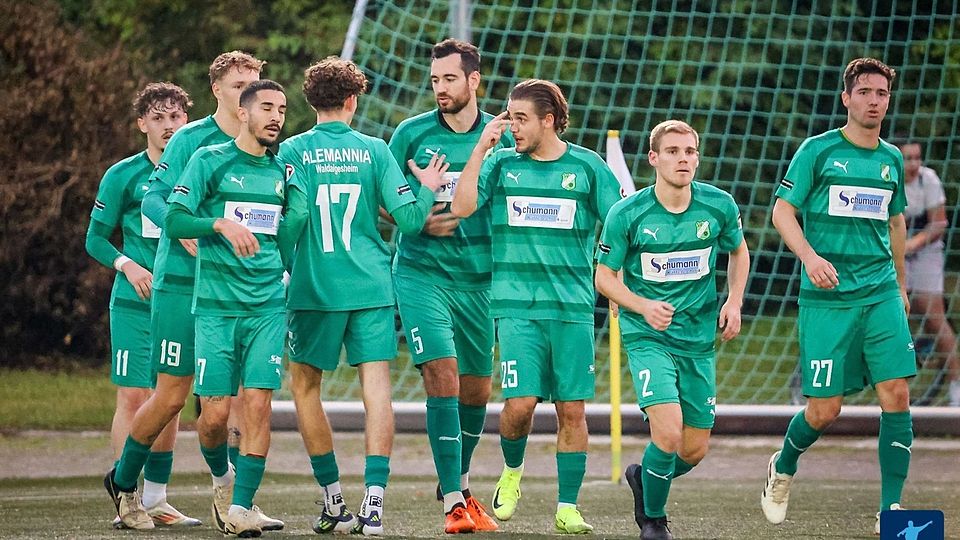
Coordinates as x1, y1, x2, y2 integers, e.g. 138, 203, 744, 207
880, 163, 892, 182
695, 220, 711, 240
275, 179, 284, 197
561, 173, 577, 190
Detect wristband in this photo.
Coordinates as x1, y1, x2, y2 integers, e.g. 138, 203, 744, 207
113, 255, 132, 271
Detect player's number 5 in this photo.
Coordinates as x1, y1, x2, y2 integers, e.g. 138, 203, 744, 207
316, 184, 361, 253
410, 327, 424, 354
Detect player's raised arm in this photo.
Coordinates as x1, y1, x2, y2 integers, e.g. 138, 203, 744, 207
771, 197, 838, 289
450, 111, 509, 217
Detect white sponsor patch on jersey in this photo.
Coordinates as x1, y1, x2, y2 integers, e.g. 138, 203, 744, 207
141, 214, 162, 239
224, 202, 282, 235
828, 185, 891, 221
506, 196, 577, 229
434, 171, 460, 202
640, 247, 713, 282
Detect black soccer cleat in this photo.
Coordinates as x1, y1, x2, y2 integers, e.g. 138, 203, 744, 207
625, 463, 647, 529
103, 467, 123, 516
436, 482, 443, 501
641, 516, 673, 540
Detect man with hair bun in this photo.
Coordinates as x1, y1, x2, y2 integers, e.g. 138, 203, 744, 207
451, 78, 622, 534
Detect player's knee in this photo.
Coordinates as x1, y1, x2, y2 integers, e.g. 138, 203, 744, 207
244, 392, 273, 419
806, 402, 841, 429
680, 440, 709, 465
116, 387, 149, 414
877, 379, 911, 411
422, 358, 459, 397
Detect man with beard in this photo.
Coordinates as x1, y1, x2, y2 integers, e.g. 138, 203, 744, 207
388, 39, 511, 534
451, 79, 622, 534
164, 80, 288, 538
86, 82, 200, 528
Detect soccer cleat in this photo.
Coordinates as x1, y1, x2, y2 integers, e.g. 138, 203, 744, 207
641, 516, 673, 540
111, 516, 122, 529
625, 463, 647, 529
211, 481, 233, 534
436, 482, 444, 501
444, 504, 476, 534
103, 468, 154, 530
554, 506, 593, 534
252, 504, 285, 531
491, 466, 523, 521
313, 502, 357, 534
464, 496, 498, 531
351, 509, 384, 536
226, 506, 263, 538
760, 451, 794, 525
146, 501, 202, 527
875, 503, 903, 535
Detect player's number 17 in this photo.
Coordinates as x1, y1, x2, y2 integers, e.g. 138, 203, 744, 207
316, 184, 361, 253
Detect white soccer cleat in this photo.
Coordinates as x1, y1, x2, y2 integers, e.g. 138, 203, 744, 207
212, 482, 234, 534
252, 504, 285, 531
760, 451, 794, 524
875, 503, 903, 535
118, 490, 155, 530
226, 506, 263, 538
146, 500, 202, 527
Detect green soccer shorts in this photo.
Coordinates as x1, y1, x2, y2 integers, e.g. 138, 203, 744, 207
288, 307, 397, 371
799, 295, 916, 398
626, 342, 717, 429
151, 289, 196, 378
193, 314, 286, 397
110, 308, 156, 388
496, 318, 595, 401
394, 274, 494, 377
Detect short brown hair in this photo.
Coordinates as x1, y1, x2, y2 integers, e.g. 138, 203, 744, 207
843, 58, 896, 93
131, 82, 192, 119
302, 56, 368, 111
431, 39, 480, 75
509, 79, 569, 134
649, 120, 699, 153
208, 51, 265, 85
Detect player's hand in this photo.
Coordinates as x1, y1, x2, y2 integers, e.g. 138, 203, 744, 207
422, 203, 460, 237
214, 218, 260, 258
610, 301, 620, 318
179, 238, 198, 257
802, 253, 839, 289
640, 299, 674, 331
900, 287, 910, 317
478, 111, 510, 151
408, 153, 450, 192
718, 301, 742, 342
120, 261, 153, 301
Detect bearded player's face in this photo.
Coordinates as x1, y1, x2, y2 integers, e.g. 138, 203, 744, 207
431, 54, 474, 114
241, 89, 287, 147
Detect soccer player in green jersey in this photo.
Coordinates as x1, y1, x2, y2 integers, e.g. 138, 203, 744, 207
105, 52, 283, 533
165, 79, 288, 538
760, 58, 915, 536
278, 57, 447, 537
450, 79, 622, 534
388, 38, 511, 534
595, 120, 749, 540
86, 82, 200, 529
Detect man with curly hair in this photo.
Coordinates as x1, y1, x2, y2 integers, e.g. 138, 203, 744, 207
278, 56, 448, 536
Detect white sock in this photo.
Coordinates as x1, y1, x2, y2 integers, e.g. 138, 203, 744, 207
442, 491, 466, 514
324, 481, 345, 512
140, 479, 166, 509
505, 463, 523, 474
229, 504, 248, 514
362, 486, 385, 517
557, 502, 577, 511
460, 472, 470, 492
213, 463, 235, 488
949, 379, 960, 406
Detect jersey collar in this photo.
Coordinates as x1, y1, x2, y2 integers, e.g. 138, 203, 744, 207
313, 121, 352, 133
436, 107, 483, 133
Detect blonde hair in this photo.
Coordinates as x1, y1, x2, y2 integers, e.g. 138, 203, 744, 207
649, 120, 699, 152
208, 51, 265, 85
